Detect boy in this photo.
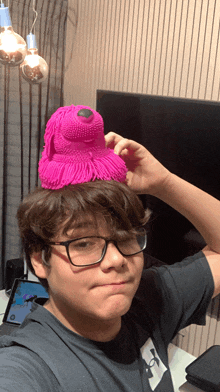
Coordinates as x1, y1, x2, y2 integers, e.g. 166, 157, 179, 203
0, 107, 220, 391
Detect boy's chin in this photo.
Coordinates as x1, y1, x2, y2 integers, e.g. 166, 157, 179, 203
95, 296, 132, 321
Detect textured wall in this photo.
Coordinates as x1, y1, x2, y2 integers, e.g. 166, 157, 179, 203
64, 0, 220, 108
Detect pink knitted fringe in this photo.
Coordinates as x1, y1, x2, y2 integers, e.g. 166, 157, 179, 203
39, 149, 127, 189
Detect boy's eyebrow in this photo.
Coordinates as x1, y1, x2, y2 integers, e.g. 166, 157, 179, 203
76, 220, 97, 228
67, 220, 98, 231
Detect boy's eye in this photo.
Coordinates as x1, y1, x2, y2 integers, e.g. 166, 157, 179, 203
75, 240, 94, 249
69, 237, 104, 253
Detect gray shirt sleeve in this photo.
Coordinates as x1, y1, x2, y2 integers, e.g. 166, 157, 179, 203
0, 346, 60, 392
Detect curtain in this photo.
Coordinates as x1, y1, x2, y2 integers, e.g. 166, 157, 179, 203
0, 0, 68, 289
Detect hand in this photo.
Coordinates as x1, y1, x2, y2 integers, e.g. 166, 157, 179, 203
105, 132, 170, 195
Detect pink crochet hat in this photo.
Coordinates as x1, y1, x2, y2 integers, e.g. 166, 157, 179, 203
38, 105, 128, 189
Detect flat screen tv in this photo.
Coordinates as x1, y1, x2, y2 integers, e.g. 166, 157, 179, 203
97, 90, 220, 265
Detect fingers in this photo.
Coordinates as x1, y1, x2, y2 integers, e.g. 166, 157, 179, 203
114, 139, 131, 156
105, 132, 130, 155
105, 132, 123, 148
105, 132, 146, 160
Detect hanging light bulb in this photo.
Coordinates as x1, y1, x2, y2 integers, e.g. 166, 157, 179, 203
20, 1, 48, 84
20, 33, 48, 84
0, 3, 27, 66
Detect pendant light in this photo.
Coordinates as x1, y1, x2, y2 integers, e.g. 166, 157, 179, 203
0, 2, 27, 66
20, 1, 48, 84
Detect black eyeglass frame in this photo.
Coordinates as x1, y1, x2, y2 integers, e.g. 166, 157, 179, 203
48, 229, 147, 267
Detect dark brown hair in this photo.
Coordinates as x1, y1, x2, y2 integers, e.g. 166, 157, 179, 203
17, 180, 149, 291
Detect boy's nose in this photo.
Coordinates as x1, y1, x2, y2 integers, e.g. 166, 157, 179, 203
100, 242, 126, 271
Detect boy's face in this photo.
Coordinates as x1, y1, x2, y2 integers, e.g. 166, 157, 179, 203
31, 217, 144, 337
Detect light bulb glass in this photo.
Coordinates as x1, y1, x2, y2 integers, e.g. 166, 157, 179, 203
20, 48, 49, 84
0, 26, 27, 66
25, 52, 40, 67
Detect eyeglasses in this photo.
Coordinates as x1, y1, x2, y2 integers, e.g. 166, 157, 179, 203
48, 229, 147, 267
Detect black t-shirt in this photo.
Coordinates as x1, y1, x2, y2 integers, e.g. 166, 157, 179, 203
0, 251, 214, 392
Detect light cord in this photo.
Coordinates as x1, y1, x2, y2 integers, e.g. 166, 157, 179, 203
30, 0, 38, 34
0, 0, 9, 6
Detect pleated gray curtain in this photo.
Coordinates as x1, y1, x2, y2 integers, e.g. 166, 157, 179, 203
0, 0, 68, 289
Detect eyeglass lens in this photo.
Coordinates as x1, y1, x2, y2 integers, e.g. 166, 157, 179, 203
67, 233, 146, 266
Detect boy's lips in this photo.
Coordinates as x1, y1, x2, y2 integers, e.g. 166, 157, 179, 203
101, 282, 126, 286
92, 280, 131, 288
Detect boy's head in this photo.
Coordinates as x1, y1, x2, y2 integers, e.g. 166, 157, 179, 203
17, 180, 149, 292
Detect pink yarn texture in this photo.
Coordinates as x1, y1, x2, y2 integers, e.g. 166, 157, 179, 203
38, 105, 128, 189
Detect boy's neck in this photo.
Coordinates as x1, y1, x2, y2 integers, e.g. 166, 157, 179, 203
43, 299, 122, 342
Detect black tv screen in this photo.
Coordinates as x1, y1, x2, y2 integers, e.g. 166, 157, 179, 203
97, 90, 220, 264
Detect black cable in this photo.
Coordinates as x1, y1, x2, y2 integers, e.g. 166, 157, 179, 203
1, 65, 10, 289
60, 6, 68, 107
42, 0, 51, 56
45, 0, 57, 125
54, 1, 63, 91
20, 0, 27, 38
19, 68, 24, 201
35, 84, 42, 187
37, 0, 44, 56
28, 84, 32, 193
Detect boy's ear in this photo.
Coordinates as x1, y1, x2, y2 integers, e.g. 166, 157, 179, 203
31, 252, 49, 279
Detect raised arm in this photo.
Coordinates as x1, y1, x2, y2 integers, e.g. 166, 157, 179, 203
106, 132, 220, 297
